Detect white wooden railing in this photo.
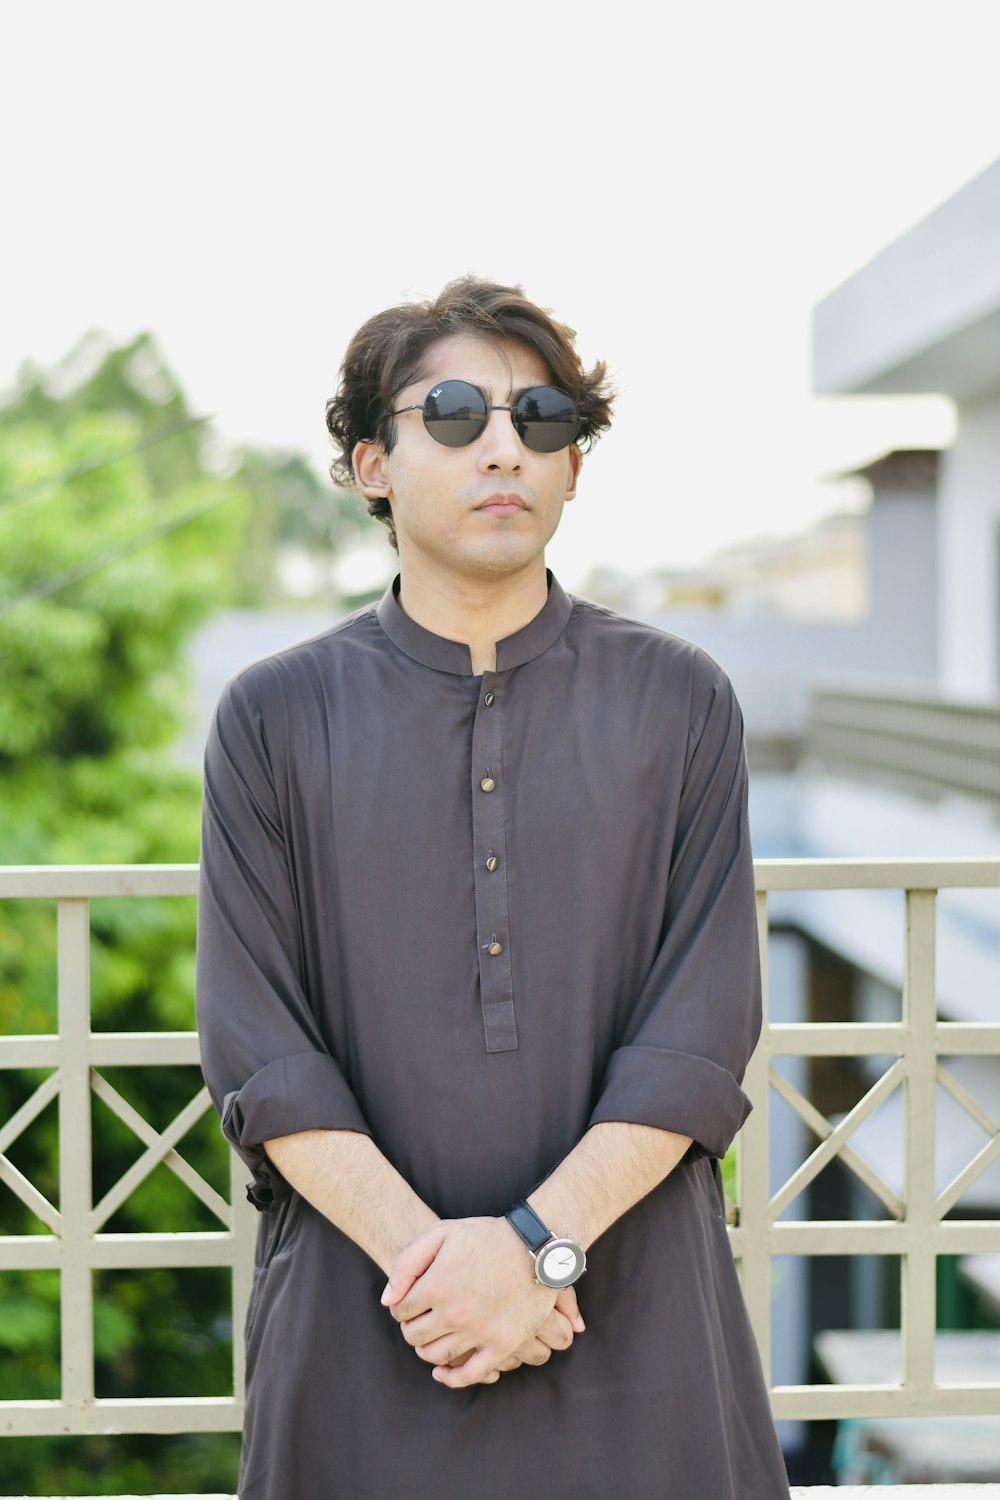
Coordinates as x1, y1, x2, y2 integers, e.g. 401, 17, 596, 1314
1, 858, 999, 1442
0, 865, 254, 1437
745, 858, 1000, 1420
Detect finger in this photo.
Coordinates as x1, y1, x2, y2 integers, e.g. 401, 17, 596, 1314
432, 1348, 500, 1389
433, 1361, 496, 1388
534, 1310, 573, 1351
388, 1265, 445, 1324
384, 1270, 420, 1313
414, 1333, 475, 1367
388, 1273, 437, 1324
381, 1225, 447, 1308
513, 1337, 551, 1367
399, 1312, 452, 1348
494, 1354, 524, 1372
553, 1284, 585, 1333
443, 1353, 502, 1385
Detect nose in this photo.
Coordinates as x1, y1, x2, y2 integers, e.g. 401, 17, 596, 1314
476, 407, 523, 472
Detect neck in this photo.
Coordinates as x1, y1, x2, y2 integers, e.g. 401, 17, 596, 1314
396, 558, 549, 674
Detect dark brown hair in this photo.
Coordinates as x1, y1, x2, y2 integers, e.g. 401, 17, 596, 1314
324, 276, 615, 549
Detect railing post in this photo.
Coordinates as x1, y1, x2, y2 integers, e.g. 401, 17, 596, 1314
231, 1153, 255, 1406
57, 898, 94, 1413
739, 889, 772, 1382
902, 888, 937, 1393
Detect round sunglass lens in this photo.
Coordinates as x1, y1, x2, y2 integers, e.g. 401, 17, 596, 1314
423, 380, 488, 447
513, 386, 580, 452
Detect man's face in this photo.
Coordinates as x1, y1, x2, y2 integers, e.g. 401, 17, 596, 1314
354, 333, 581, 585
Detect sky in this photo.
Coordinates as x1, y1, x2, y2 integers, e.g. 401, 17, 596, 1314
3, 0, 1000, 591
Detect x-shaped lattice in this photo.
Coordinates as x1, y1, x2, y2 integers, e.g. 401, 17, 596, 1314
768, 1058, 1000, 1220
0, 1070, 62, 1232
769, 1060, 906, 1219
0, 1068, 231, 1235
88, 1070, 230, 1231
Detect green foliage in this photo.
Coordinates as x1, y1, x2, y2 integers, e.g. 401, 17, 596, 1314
0, 330, 370, 1491
0, 338, 264, 1493
1, 1432, 239, 1498
4, 329, 372, 609
0, 1279, 59, 1357
2, 332, 208, 500
721, 1146, 737, 1212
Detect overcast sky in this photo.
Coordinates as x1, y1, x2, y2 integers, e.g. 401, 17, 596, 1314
4, 0, 999, 589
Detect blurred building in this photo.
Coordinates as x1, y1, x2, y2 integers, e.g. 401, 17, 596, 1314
575, 155, 1000, 1478
815, 155, 1000, 701
587, 507, 869, 622
611, 450, 941, 774
743, 156, 1000, 1480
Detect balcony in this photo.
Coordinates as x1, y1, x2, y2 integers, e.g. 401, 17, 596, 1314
806, 688, 1000, 810
1, 859, 1000, 1498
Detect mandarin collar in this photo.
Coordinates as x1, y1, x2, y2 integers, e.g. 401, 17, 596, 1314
375, 569, 573, 676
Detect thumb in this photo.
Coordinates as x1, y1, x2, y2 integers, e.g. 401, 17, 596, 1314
554, 1284, 585, 1333
381, 1223, 447, 1307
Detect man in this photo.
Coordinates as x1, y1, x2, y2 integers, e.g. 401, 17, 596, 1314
196, 277, 790, 1498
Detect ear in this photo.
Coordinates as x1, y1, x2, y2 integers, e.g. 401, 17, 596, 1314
564, 443, 582, 502
353, 439, 392, 498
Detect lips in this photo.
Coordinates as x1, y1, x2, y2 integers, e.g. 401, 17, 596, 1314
476, 493, 527, 515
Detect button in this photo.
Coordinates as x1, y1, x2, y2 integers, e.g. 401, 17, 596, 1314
486, 853, 498, 872
488, 940, 503, 956
484, 691, 495, 707
480, 775, 496, 793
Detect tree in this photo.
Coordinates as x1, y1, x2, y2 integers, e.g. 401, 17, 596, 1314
4, 329, 373, 609
0, 319, 423, 1489
0, 341, 281, 1495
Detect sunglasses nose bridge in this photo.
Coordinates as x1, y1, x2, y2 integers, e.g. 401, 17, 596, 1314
475, 403, 525, 464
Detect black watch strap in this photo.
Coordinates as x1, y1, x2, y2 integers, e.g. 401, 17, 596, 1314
505, 1199, 552, 1254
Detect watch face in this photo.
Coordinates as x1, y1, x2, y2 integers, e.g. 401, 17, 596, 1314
536, 1239, 586, 1289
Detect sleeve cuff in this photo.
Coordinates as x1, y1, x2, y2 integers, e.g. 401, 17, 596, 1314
587, 1045, 752, 1160
221, 1051, 372, 1210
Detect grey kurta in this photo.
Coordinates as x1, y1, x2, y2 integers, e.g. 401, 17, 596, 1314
195, 572, 789, 1500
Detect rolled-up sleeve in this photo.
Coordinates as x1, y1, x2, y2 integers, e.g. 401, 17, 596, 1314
588, 667, 760, 1160
195, 672, 371, 1209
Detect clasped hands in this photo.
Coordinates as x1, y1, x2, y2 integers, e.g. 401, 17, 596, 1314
381, 1215, 585, 1389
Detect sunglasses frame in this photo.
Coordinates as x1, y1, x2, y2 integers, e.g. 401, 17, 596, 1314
390, 379, 581, 453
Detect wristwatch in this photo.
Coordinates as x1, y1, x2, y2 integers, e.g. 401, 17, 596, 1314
504, 1200, 587, 1289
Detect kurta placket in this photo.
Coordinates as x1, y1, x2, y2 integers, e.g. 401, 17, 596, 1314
369, 575, 575, 1055
471, 672, 517, 1051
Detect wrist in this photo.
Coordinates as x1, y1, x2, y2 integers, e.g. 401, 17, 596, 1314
525, 1188, 592, 1253
381, 1207, 440, 1275
504, 1199, 587, 1289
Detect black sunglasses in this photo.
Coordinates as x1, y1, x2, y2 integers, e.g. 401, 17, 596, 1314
390, 379, 580, 453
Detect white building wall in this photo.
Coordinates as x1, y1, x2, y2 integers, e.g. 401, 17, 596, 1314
939, 386, 1000, 695
868, 486, 938, 679
813, 159, 1000, 400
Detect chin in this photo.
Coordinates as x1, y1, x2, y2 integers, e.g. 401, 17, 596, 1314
470, 539, 546, 575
